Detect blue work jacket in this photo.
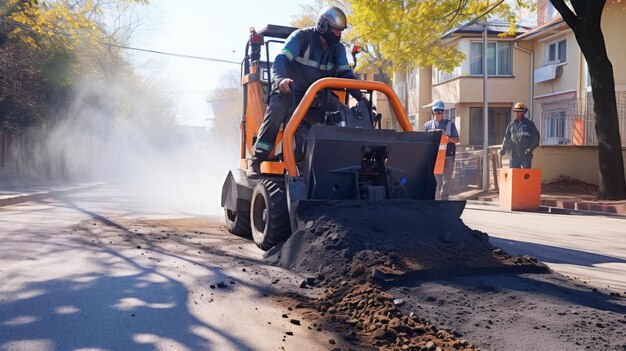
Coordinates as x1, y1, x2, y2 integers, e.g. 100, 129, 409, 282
271, 27, 362, 100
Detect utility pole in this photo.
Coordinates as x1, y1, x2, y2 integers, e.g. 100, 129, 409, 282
482, 22, 489, 191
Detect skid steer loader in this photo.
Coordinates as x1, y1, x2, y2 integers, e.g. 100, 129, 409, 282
221, 25, 465, 250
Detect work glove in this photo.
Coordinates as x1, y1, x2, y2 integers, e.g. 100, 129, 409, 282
525, 148, 532, 156
499, 149, 506, 157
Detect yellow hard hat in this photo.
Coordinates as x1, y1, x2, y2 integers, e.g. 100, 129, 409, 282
513, 102, 528, 112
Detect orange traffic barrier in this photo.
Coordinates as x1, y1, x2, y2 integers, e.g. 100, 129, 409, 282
499, 168, 542, 211
433, 134, 449, 175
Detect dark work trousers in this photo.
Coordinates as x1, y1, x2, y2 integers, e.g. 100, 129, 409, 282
253, 91, 295, 160
509, 151, 532, 168
435, 156, 455, 200
252, 90, 343, 161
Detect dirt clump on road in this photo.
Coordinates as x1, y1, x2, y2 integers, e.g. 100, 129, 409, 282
280, 257, 478, 350
265, 200, 545, 350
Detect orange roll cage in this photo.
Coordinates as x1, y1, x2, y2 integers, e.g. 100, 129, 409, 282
282, 78, 413, 176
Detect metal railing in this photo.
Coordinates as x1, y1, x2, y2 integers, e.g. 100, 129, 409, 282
450, 145, 503, 194
539, 91, 626, 147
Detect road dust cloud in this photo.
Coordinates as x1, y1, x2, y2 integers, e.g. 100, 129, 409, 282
7, 75, 240, 217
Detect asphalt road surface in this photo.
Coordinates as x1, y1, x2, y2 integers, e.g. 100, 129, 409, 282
462, 203, 626, 294
1, 182, 625, 351
0, 182, 357, 351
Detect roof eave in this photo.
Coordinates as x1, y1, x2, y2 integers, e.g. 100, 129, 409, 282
516, 18, 567, 41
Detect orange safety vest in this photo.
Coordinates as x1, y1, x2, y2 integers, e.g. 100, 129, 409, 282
433, 134, 449, 175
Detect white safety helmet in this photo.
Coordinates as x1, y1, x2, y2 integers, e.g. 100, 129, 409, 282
431, 100, 445, 113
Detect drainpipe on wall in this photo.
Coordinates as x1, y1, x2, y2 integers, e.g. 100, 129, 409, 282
405, 69, 410, 127
514, 42, 534, 120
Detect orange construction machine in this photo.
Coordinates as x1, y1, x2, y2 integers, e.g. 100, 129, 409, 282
221, 25, 465, 250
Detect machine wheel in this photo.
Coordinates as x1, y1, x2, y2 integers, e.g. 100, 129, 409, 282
250, 179, 291, 250
224, 209, 251, 238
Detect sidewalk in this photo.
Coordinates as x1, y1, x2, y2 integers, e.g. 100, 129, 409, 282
0, 180, 106, 207
454, 189, 626, 217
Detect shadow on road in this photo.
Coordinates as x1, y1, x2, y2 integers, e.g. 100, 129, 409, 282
489, 236, 626, 266
0, 199, 266, 351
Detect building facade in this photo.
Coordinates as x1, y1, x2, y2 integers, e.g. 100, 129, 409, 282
520, 0, 626, 148
392, 1, 626, 185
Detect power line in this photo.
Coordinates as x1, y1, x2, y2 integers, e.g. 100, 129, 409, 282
168, 90, 216, 94
106, 43, 240, 65
0, 18, 240, 65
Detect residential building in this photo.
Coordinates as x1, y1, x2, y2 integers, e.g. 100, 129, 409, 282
426, 20, 531, 146
519, 0, 626, 148
516, 0, 626, 183
392, 1, 626, 186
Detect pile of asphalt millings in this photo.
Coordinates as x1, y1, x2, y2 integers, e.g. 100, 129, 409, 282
265, 200, 545, 350
265, 200, 542, 280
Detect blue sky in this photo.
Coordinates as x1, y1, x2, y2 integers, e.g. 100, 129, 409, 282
129, 0, 313, 126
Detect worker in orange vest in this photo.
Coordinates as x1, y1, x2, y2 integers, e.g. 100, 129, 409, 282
423, 100, 460, 200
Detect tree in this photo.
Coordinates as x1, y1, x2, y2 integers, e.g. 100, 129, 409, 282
549, 0, 625, 200
1, 0, 152, 132
290, 0, 329, 28
347, 0, 525, 75
1, 0, 186, 181
0, 40, 46, 133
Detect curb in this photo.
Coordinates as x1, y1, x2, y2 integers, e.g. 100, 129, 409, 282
538, 205, 626, 218
457, 189, 626, 217
0, 183, 106, 207
466, 199, 626, 218
541, 198, 626, 216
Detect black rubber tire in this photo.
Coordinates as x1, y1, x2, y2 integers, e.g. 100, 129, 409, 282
250, 179, 291, 250
224, 208, 251, 238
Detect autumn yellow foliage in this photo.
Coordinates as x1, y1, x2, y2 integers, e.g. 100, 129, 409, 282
346, 0, 531, 75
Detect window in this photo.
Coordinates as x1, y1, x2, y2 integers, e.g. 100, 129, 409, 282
469, 42, 512, 76
544, 110, 570, 144
408, 71, 417, 91
393, 83, 405, 101
469, 107, 510, 145
546, 39, 567, 65
437, 68, 458, 83
444, 108, 456, 121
